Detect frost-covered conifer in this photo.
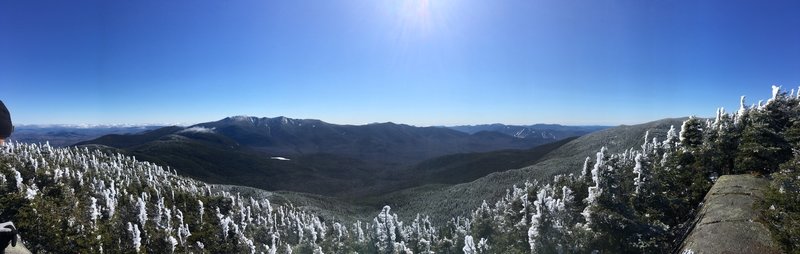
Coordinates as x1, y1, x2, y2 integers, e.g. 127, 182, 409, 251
308, 220, 319, 243
219, 211, 233, 240
394, 241, 412, 254
418, 238, 433, 254
641, 131, 651, 153
268, 234, 279, 254
528, 187, 550, 253
374, 205, 396, 252
680, 118, 690, 142
89, 197, 101, 225
103, 181, 118, 217
128, 222, 142, 253
477, 238, 489, 253
663, 125, 679, 149
77, 169, 84, 186
25, 183, 38, 200
463, 235, 476, 254
176, 209, 191, 245
313, 217, 326, 242
633, 154, 644, 194
582, 147, 607, 228
162, 205, 172, 231
710, 108, 722, 129
167, 235, 178, 253
527, 211, 541, 252
580, 157, 591, 181
136, 196, 147, 227
242, 236, 256, 254
735, 95, 748, 126
198, 200, 204, 224
560, 186, 574, 220
586, 148, 606, 204
680, 117, 704, 148
154, 197, 165, 228
768, 85, 781, 104
12, 167, 22, 191
354, 220, 365, 243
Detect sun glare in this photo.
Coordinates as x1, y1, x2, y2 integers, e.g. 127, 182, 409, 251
395, 0, 436, 39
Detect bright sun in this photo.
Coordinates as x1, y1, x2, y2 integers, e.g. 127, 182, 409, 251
395, 0, 435, 38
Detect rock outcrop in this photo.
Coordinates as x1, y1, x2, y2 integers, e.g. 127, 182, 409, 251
678, 174, 780, 254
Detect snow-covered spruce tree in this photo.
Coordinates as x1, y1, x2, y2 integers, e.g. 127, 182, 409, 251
462, 235, 476, 254
761, 142, 800, 252
469, 200, 494, 246
632, 154, 645, 195
527, 183, 577, 253
735, 117, 791, 174
662, 125, 680, 152
373, 205, 396, 253
734, 87, 794, 174
703, 108, 739, 175
485, 182, 535, 252
582, 147, 608, 229
735, 96, 749, 126
680, 116, 704, 150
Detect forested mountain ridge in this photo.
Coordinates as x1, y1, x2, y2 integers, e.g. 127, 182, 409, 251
80, 116, 552, 164
74, 116, 581, 198
2, 86, 800, 253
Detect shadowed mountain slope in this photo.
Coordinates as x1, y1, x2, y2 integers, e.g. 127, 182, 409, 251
407, 136, 578, 185
365, 118, 688, 222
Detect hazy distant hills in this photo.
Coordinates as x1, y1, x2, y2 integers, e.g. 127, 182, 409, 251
10, 125, 163, 147
448, 123, 609, 139
75, 116, 592, 197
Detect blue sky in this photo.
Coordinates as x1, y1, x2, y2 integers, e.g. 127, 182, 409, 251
2, 0, 799, 126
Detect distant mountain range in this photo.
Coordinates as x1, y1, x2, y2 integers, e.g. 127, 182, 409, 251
447, 123, 609, 139
10, 125, 163, 147
74, 116, 602, 197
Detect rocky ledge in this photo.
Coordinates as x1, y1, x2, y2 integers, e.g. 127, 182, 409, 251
678, 174, 780, 254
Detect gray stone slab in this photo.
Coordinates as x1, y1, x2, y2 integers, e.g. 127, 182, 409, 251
698, 193, 759, 225
681, 221, 781, 254
679, 175, 781, 254
706, 175, 769, 199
